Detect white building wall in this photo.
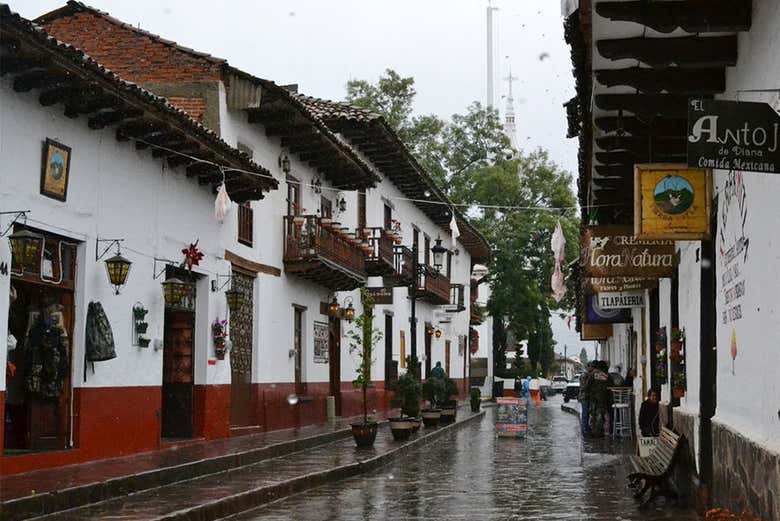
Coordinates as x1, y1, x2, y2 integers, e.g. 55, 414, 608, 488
709, 0, 780, 453
0, 76, 232, 392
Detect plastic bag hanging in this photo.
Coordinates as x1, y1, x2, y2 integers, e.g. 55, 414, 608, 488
214, 169, 232, 222
550, 220, 566, 303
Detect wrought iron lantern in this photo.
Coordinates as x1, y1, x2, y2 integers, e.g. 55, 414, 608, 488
225, 285, 244, 313
279, 154, 291, 174
431, 235, 448, 273
426, 324, 434, 336
9, 228, 43, 274
161, 277, 191, 307
328, 295, 340, 316
104, 252, 132, 294
344, 297, 355, 323
435, 328, 442, 339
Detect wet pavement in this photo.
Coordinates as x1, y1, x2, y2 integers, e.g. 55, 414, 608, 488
233, 397, 700, 521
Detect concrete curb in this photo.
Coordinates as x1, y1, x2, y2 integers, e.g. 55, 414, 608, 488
7, 428, 355, 521
157, 410, 486, 521
561, 402, 581, 418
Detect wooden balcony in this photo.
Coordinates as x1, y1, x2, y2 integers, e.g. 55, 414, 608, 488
283, 215, 367, 291
417, 266, 450, 305
360, 227, 395, 277
445, 284, 466, 312
384, 245, 415, 287
470, 300, 485, 325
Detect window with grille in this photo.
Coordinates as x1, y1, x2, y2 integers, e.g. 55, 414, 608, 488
238, 202, 253, 247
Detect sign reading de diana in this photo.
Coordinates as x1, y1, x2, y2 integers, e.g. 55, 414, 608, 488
582, 226, 675, 278
688, 98, 780, 174
634, 164, 711, 240
597, 291, 645, 309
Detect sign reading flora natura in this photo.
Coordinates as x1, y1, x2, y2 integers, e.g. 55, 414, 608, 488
582, 226, 675, 278
634, 164, 711, 240
688, 98, 780, 174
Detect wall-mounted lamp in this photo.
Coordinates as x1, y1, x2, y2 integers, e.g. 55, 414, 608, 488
344, 296, 355, 323
312, 176, 322, 195
328, 295, 340, 316
8, 228, 44, 275
278, 153, 291, 174
431, 236, 447, 274
225, 286, 244, 313
336, 194, 347, 213
435, 328, 442, 339
161, 277, 193, 308
96, 238, 132, 295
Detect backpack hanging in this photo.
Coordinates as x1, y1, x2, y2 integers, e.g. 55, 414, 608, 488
85, 301, 117, 362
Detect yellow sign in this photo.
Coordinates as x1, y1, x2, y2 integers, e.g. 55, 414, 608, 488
634, 164, 711, 240
581, 323, 613, 341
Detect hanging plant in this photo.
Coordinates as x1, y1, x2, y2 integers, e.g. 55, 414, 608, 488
212, 318, 228, 360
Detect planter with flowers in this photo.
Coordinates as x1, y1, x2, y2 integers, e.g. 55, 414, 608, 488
212, 318, 229, 360
654, 327, 668, 383
670, 328, 686, 398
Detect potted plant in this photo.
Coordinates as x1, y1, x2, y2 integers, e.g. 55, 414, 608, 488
421, 377, 445, 428
439, 376, 459, 424
137, 336, 151, 348
470, 387, 481, 412
347, 288, 382, 447
388, 372, 421, 441
212, 318, 228, 360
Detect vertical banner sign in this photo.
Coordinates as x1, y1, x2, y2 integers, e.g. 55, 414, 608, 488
687, 98, 780, 174
634, 164, 711, 240
400, 330, 406, 368
313, 321, 329, 363
582, 226, 675, 278
495, 397, 528, 438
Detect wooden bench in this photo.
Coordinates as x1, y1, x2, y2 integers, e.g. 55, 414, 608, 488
627, 427, 682, 508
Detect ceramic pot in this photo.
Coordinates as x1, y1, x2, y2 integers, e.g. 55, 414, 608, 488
421, 409, 441, 428
351, 422, 378, 447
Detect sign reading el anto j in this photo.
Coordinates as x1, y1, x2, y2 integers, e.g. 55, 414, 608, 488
688, 98, 780, 174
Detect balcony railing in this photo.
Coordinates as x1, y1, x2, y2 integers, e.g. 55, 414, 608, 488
417, 266, 450, 305
360, 227, 395, 276
447, 284, 466, 312
283, 215, 366, 290
385, 245, 415, 286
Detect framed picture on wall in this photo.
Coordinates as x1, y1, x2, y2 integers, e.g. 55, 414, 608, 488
40, 138, 72, 201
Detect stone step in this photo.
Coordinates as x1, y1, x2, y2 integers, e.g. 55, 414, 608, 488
2, 423, 356, 521
30, 409, 484, 521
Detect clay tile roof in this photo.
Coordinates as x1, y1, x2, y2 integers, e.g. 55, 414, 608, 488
296, 95, 382, 123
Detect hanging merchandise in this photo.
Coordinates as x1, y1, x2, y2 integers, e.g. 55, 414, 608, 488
550, 220, 567, 302
654, 327, 668, 383
85, 301, 117, 362
25, 301, 70, 398
214, 183, 232, 222
449, 209, 460, 250
212, 318, 228, 360
181, 240, 204, 271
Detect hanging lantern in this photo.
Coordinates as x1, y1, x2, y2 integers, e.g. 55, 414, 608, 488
225, 286, 243, 313
104, 253, 132, 295
431, 235, 447, 273
328, 296, 340, 316
9, 229, 43, 273
426, 325, 434, 336
435, 328, 442, 339
344, 299, 355, 323
162, 277, 191, 307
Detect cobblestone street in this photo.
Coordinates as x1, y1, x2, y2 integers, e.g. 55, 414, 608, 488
234, 398, 699, 521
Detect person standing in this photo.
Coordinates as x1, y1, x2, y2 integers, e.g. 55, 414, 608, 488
578, 362, 593, 436
430, 361, 446, 379
588, 361, 610, 437
639, 389, 661, 437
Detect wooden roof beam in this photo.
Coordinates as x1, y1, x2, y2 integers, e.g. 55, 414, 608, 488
595, 136, 686, 155
597, 35, 737, 68
594, 94, 690, 119
595, 0, 751, 34
595, 116, 686, 137
88, 107, 144, 129
595, 67, 725, 94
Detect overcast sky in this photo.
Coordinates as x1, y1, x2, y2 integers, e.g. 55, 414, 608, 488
13, 0, 591, 359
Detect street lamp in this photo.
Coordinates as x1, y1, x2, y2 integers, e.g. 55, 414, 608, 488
328, 295, 340, 316
8, 228, 44, 274
431, 235, 447, 273
344, 297, 355, 323
104, 252, 132, 295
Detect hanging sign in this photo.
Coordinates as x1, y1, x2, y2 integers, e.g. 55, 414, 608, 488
581, 323, 613, 341
634, 164, 711, 240
495, 397, 528, 438
688, 98, 780, 174
585, 293, 632, 324
366, 286, 393, 305
585, 277, 657, 293
582, 226, 675, 278
313, 321, 329, 363
597, 290, 645, 309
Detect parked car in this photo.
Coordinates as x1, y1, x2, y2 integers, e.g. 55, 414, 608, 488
551, 376, 568, 394
563, 381, 580, 402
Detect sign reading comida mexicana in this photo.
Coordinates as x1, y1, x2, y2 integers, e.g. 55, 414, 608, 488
688, 98, 780, 174
582, 226, 675, 278
597, 291, 646, 309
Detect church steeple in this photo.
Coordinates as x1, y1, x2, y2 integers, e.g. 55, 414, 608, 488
503, 67, 519, 150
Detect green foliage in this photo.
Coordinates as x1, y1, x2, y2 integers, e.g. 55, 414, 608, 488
347, 288, 382, 423
421, 377, 446, 409
470, 387, 481, 401
405, 354, 421, 381
442, 376, 458, 404
389, 372, 421, 418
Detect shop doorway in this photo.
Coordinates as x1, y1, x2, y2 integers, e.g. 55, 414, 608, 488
161, 310, 194, 438
424, 323, 433, 378
4, 230, 77, 453
384, 314, 394, 382
229, 270, 255, 428
328, 316, 342, 416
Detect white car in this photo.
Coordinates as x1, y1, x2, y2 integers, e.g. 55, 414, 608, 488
551, 376, 568, 394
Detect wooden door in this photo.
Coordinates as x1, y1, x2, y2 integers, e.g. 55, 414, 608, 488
424, 325, 432, 378
384, 314, 394, 382
162, 311, 194, 438
445, 340, 451, 376
294, 307, 304, 395
328, 316, 342, 416
230, 271, 255, 427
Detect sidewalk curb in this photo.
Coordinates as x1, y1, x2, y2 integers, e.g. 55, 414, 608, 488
156, 410, 486, 521
561, 402, 581, 418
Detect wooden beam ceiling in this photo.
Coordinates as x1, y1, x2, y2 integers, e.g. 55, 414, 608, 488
597, 35, 737, 68
594, 93, 690, 119
595, 67, 725, 94
595, 0, 751, 34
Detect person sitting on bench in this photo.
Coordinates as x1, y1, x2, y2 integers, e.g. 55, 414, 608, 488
639, 389, 660, 437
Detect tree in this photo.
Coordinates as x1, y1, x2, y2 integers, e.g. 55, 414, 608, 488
580, 347, 589, 366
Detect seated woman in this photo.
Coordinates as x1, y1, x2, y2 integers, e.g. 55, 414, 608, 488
638, 389, 661, 437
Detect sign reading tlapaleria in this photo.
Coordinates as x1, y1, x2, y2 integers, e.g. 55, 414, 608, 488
688, 98, 780, 174
634, 164, 711, 240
